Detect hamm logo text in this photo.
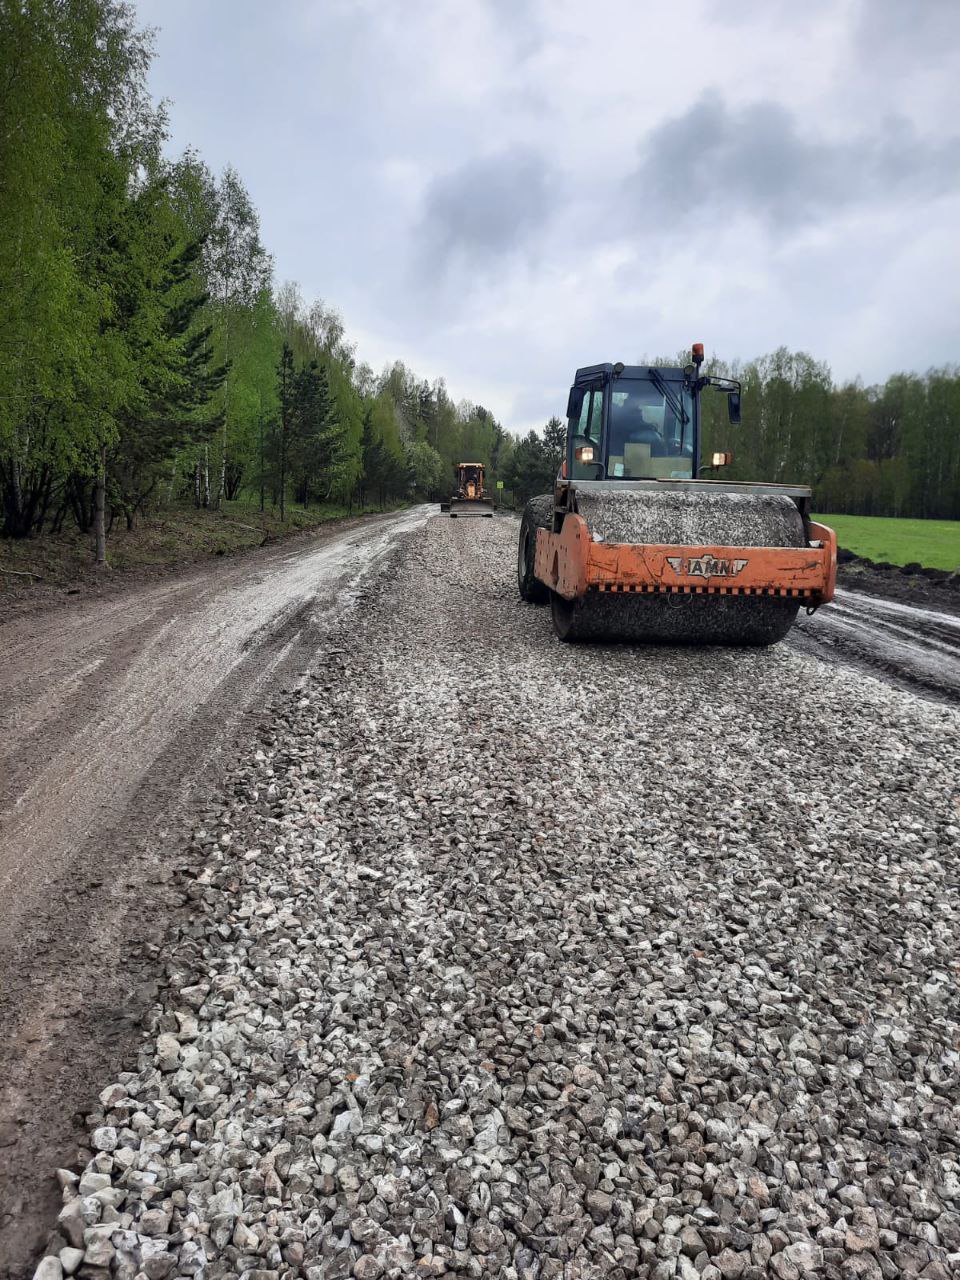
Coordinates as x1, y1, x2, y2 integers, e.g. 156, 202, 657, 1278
666, 555, 749, 579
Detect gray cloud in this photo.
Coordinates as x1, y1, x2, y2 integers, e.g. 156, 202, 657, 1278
485, 0, 543, 57
627, 91, 960, 230
417, 147, 555, 269
856, 0, 960, 64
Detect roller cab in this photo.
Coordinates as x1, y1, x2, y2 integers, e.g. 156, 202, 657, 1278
519, 350, 836, 644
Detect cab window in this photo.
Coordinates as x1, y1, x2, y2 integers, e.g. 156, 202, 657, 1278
578, 387, 601, 441
572, 386, 603, 479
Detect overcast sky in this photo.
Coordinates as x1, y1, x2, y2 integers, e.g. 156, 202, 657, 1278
134, 0, 960, 432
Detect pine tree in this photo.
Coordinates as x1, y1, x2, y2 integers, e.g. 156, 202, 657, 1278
276, 343, 295, 520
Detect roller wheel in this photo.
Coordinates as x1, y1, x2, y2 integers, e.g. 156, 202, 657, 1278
551, 592, 583, 642
547, 490, 808, 646
517, 495, 553, 604
551, 591, 800, 645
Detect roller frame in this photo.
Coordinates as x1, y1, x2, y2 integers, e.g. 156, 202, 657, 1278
535, 513, 836, 607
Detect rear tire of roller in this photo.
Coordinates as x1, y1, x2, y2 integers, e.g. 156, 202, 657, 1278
517, 495, 553, 604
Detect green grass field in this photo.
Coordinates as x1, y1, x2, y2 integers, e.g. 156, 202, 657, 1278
815, 514, 960, 571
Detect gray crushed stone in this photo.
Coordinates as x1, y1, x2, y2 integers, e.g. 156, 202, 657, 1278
574, 490, 805, 548
36, 515, 960, 1280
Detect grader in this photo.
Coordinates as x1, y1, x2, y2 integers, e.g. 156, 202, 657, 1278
441, 462, 494, 517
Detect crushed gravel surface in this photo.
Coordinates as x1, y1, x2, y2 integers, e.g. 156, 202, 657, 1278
35, 515, 960, 1280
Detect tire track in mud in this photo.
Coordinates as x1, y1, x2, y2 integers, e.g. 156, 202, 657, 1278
790, 589, 960, 704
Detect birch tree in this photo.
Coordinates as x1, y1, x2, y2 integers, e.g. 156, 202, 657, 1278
204, 167, 272, 509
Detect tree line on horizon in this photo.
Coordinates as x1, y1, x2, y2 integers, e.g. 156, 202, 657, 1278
698, 350, 960, 521
1, 3, 956, 558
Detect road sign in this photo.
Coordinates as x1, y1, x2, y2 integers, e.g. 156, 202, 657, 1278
496, 480, 504, 489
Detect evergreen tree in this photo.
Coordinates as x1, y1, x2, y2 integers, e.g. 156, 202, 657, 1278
276, 343, 295, 520
290, 360, 346, 506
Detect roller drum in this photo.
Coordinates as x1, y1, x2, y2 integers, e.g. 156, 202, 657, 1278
555, 488, 806, 646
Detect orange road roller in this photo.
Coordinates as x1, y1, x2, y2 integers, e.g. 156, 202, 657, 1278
517, 346, 836, 644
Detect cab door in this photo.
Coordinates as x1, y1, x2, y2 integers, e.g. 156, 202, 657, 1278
566, 382, 605, 480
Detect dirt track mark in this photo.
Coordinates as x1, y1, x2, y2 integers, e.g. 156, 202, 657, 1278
791, 588, 960, 703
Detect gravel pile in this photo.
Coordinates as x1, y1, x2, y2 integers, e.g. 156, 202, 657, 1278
36, 515, 960, 1280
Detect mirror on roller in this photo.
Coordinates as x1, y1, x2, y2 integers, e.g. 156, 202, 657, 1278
727, 392, 741, 425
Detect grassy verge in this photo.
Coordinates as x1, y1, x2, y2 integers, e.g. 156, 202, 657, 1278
815, 513, 960, 571
0, 498, 406, 593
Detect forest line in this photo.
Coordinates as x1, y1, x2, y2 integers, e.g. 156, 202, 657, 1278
2, 1, 957, 563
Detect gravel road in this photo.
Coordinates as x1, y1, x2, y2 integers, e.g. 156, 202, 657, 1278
0, 507, 431, 1279
28, 514, 960, 1280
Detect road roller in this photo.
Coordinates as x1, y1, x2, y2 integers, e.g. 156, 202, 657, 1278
517, 345, 836, 644
442, 462, 495, 517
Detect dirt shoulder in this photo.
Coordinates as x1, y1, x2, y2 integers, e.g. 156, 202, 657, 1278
0, 500, 409, 622
837, 554, 960, 616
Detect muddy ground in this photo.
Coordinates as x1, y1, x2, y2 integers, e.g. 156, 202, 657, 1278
837, 558, 960, 616
0, 508, 408, 623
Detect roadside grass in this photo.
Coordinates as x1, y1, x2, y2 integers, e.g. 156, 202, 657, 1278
0, 497, 406, 593
816, 513, 960, 571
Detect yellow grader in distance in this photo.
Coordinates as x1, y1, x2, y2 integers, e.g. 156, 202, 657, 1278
441, 462, 494, 517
